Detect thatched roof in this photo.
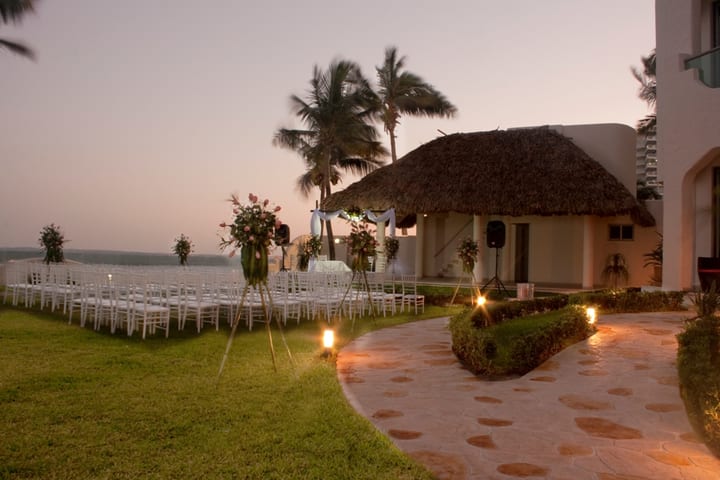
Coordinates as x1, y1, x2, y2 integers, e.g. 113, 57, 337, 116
323, 127, 655, 227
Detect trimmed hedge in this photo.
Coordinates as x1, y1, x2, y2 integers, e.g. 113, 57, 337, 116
468, 290, 685, 328
677, 316, 720, 457
452, 290, 686, 379
450, 305, 595, 377
568, 290, 686, 313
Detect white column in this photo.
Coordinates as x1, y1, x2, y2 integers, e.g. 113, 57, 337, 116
582, 216, 594, 289
473, 215, 484, 283
376, 221, 386, 273
415, 214, 425, 277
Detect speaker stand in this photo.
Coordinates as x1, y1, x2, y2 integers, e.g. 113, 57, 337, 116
481, 247, 510, 297
280, 246, 288, 272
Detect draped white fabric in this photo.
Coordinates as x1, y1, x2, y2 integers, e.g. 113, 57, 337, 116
364, 208, 396, 237
310, 208, 396, 237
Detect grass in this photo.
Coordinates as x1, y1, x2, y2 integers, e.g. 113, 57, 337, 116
0, 303, 457, 479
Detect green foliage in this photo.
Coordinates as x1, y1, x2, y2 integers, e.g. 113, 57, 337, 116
469, 295, 570, 326
172, 233, 193, 266
348, 221, 377, 272
690, 284, 720, 318
38, 223, 66, 264
601, 253, 629, 289
451, 289, 685, 379
677, 314, 720, 457
568, 290, 686, 313
456, 237, 479, 275
643, 233, 663, 285
450, 306, 595, 377
384, 236, 399, 261
0, 306, 442, 479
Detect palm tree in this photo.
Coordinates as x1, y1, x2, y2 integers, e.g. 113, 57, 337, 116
375, 46, 457, 163
632, 49, 656, 134
0, 0, 36, 59
601, 253, 630, 290
274, 59, 387, 259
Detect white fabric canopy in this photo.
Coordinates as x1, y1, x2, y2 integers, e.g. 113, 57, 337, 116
310, 208, 396, 237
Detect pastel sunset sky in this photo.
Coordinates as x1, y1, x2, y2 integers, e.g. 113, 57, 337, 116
1, 0, 655, 254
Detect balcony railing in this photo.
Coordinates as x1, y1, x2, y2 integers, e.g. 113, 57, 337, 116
685, 46, 720, 88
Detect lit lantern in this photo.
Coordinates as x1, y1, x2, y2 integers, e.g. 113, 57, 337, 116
586, 307, 597, 325
322, 329, 335, 356
323, 329, 334, 348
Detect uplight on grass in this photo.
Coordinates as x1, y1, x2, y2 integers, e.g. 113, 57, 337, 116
586, 307, 597, 325
322, 328, 335, 356
476, 295, 487, 307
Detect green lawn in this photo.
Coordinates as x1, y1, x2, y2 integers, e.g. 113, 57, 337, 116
0, 304, 456, 479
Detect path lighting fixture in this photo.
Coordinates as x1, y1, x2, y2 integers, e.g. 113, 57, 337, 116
586, 307, 597, 325
476, 295, 487, 307
322, 329, 335, 357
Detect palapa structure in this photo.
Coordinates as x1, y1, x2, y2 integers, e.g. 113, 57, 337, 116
323, 127, 654, 227
323, 126, 658, 288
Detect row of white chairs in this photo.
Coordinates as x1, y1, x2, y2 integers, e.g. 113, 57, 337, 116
3, 263, 425, 338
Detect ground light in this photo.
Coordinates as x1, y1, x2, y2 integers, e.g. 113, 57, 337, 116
586, 307, 597, 325
322, 328, 335, 357
476, 295, 487, 307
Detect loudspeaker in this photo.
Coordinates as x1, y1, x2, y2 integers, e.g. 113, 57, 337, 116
275, 224, 290, 245
486, 221, 505, 248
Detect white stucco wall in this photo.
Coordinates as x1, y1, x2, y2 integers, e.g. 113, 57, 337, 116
549, 124, 639, 193
656, 0, 720, 290
418, 212, 657, 288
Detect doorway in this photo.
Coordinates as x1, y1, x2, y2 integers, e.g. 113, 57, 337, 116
514, 223, 530, 282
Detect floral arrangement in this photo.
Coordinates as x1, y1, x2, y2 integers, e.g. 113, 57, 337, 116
219, 193, 282, 286
344, 206, 365, 223
348, 221, 378, 271
457, 237, 479, 275
39, 223, 66, 264
172, 233, 194, 266
304, 235, 322, 258
384, 236, 400, 261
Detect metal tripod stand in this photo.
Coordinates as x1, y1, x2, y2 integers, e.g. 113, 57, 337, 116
481, 247, 510, 297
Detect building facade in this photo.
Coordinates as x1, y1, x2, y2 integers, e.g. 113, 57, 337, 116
656, 0, 720, 291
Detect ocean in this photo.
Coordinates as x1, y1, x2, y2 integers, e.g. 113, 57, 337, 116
0, 247, 240, 267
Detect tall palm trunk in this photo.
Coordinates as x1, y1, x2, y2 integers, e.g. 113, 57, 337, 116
389, 126, 398, 163
324, 182, 336, 259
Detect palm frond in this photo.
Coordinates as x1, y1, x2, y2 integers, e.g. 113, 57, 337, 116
0, 0, 35, 24
0, 37, 34, 59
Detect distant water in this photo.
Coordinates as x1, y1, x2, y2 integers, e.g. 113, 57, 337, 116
0, 247, 240, 267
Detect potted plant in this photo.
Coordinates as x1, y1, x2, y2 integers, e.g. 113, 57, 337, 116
643, 234, 662, 286
602, 253, 629, 289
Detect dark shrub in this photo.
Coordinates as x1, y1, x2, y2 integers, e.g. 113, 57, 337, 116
677, 315, 720, 457
568, 290, 685, 313
450, 305, 594, 377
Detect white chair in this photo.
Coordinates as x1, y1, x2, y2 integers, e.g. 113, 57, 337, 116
402, 275, 425, 314
116, 274, 170, 339
179, 274, 220, 332
3, 262, 32, 307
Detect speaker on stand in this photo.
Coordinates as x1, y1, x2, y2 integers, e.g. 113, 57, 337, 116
275, 224, 290, 271
481, 220, 510, 297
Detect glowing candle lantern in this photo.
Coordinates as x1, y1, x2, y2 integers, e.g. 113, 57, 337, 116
323, 329, 335, 349
586, 307, 597, 325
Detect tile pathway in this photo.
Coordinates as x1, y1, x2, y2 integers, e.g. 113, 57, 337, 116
337, 312, 720, 479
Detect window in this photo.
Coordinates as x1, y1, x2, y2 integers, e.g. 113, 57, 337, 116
609, 224, 634, 241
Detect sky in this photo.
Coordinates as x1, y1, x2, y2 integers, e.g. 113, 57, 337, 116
0, 0, 656, 254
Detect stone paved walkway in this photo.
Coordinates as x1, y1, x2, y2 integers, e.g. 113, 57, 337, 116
337, 312, 720, 479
